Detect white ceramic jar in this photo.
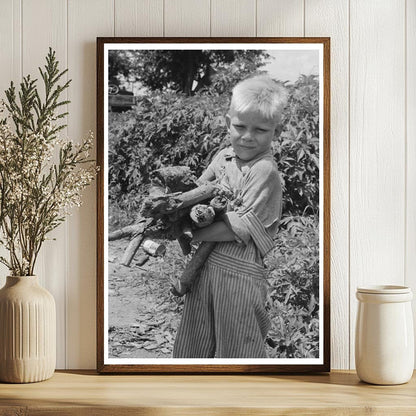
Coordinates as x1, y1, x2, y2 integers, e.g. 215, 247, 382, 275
355, 285, 414, 385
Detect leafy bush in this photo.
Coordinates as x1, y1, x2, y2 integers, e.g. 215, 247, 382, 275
108, 91, 228, 209
265, 215, 320, 358
274, 75, 320, 216
108, 74, 319, 227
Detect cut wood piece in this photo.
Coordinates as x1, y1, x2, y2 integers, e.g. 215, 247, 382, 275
108, 222, 147, 241
119, 219, 154, 266
135, 254, 149, 266
176, 183, 216, 209
116, 180, 216, 267
141, 182, 216, 217
151, 166, 197, 192
121, 234, 146, 266
140, 194, 182, 218
180, 241, 216, 286
177, 234, 192, 255
147, 185, 166, 198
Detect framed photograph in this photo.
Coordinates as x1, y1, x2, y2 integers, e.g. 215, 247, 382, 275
97, 37, 330, 373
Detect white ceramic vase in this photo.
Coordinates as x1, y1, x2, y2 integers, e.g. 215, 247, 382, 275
355, 285, 414, 385
0, 276, 56, 383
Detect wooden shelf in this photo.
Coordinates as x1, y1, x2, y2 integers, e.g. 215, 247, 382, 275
0, 370, 415, 415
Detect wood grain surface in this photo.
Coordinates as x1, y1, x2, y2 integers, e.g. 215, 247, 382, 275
0, 371, 415, 415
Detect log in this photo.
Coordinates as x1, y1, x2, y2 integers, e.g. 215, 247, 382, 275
113, 176, 217, 266
151, 166, 197, 192
177, 234, 192, 256
108, 223, 147, 241
140, 193, 182, 218
142, 182, 217, 218
121, 234, 145, 266
116, 218, 154, 266
176, 183, 216, 209
119, 221, 173, 266
180, 241, 216, 285
135, 254, 149, 266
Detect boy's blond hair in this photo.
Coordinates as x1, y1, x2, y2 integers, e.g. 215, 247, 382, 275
230, 74, 288, 122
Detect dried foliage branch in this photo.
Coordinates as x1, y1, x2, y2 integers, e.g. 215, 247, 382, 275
0, 48, 97, 276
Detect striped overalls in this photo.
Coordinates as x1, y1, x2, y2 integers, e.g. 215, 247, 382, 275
173, 240, 271, 358
173, 147, 281, 358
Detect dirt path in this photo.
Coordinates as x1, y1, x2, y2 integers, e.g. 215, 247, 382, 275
107, 238, 287, 360
108, 239, 183, 358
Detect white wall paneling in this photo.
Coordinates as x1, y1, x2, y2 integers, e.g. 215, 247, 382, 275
211, 0, 256, 37
0, 0, 22, 285
349, 0, 406, 368
164, 0, 210, 37
257, 0, 304, 37
0, 0, 414, 369
66, 0, 114, 369
0, 0, 21, 100
305, 0, 350, 371
115, 0, 163, 37
406, 0, 416, 364
22, 0, 68, 369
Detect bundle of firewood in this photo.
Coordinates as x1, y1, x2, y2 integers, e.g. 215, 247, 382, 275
109, 166, 229, 267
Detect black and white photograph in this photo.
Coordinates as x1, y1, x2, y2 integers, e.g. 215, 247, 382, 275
97, 38, 330, 373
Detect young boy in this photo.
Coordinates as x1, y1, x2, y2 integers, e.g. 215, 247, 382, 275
173, 74, 288, 358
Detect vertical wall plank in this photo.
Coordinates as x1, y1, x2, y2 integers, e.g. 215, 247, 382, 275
115, 0, 163, 36
0, 0, 13, 103
257, 0, 304, 37
211, 0, 256, 37
22, 0, 67, 88
305, 0, 350, 370
0, 0, 21, 287
406, 0, 416, 365
350, 0, 406, 369
0, 0, 21, 100
67, 0, 114, 369
22, 0, 68, 369
165, 0, 210, 36
0, 0, 12, 289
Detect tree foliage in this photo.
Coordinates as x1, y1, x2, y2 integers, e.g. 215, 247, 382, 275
109, 49, 270, 95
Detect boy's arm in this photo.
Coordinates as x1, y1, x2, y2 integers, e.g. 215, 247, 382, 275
222, 161, 282, 256
197, 148, 229, 184
192, 221, 236, 242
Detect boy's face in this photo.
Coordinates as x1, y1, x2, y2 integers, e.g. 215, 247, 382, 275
226, 109, 279, 161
